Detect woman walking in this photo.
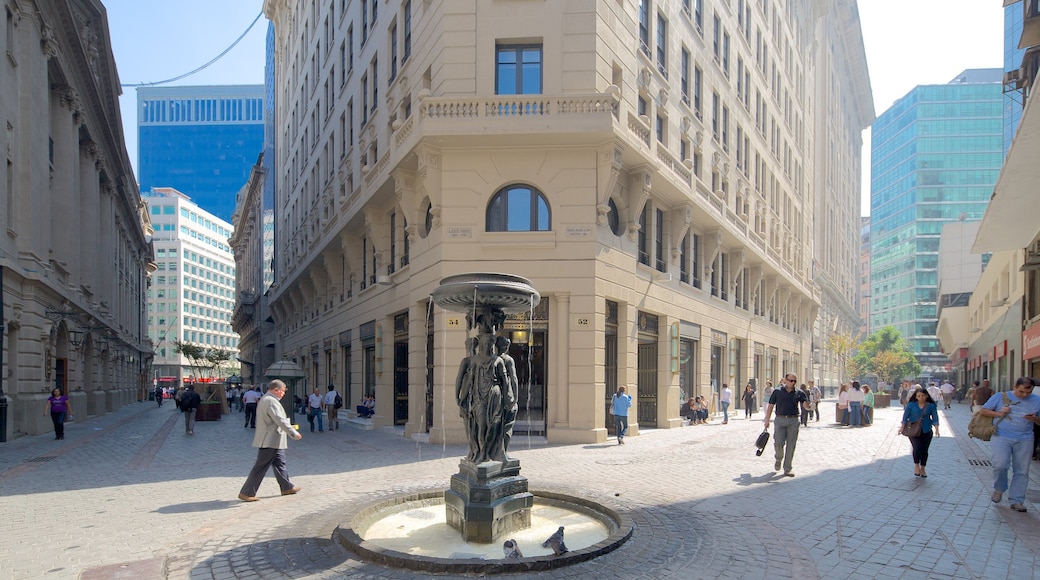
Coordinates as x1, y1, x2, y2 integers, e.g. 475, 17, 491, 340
743, 384, 756, 418
43, 388, 73, 440
901, 387, 940, 477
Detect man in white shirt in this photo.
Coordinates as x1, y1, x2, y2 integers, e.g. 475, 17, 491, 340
307, 387, 324, 432
323, 385, 341, 430
720, 383, 733, 424
242, 386, 263, 428
939, 381, 956, 410
927, 383, 942, 407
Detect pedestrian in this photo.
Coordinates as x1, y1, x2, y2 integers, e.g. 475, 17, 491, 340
742, 384, 756, 418
799, 384, 811, 426
154, 384, 163, 408
243, 385, 262, 428
838, 384, 850, 426
720, 383, 732, 424
238, 379, 303, 502
981, 377, 1040, 512
848, 381, 864, 427
763, 373, 808, 477
939, 380, 955, 409
226, 386, 235, 412
180, 384, 201, 435
926, 382, 942, 406
306, 387, 324, 432
862, 384, 874, 426
808, 380, 822, 422
610, 386, 633, 445
898, 381, 910, 406
43, 388, 73, 440
973, 379, 994, 414
324, 384, 341, 430
901, 387, 940, 477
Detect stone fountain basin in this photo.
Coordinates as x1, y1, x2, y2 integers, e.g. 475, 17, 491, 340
430, 272, 541, 314
335, 489, 633, 574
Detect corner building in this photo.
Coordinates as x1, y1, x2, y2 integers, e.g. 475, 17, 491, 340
261, 0, 871, 444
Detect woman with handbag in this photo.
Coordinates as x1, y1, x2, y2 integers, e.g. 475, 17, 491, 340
901, 387, 940, 477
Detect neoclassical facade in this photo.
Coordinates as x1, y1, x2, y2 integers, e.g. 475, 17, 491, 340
259, 0, 870, 444
0, 0, 154, 438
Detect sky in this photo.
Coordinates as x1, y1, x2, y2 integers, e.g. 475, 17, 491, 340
102, 0, 1007, 217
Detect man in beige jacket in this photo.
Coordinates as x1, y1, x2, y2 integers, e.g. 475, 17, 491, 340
238, 380, 303, 501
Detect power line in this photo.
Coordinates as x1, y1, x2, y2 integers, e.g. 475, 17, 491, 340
121, 12, 263, 88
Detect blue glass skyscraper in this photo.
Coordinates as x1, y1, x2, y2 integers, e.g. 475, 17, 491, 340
137, 85, 265, 221
870, 69, 1004, 371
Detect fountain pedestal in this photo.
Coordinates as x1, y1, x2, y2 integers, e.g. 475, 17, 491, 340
445, 459, 533, 543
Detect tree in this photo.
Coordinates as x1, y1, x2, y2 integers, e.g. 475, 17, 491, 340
826, 332, 859, 384
173, 340, 208, 382
852, 327, 921, 387
206, 348, 233, 378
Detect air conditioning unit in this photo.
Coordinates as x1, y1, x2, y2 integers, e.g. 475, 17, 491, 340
376, 275, 392, 286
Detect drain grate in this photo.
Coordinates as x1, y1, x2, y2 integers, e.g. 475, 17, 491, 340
25, 456, 57, 463
968, 459, 992, 467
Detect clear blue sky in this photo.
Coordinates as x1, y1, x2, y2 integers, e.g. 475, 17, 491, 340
104, 0, 267, 179
102, 0, 1005, 216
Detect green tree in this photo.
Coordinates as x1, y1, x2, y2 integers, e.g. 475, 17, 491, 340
826, 332, 859, 384
173, 340, 208, 381
852, 327, 921, 386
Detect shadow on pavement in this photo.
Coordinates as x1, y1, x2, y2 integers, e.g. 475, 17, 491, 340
732, 472, 782, 486
154, 499, 241, 514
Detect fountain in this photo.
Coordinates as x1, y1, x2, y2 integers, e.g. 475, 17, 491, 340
334, 274, 632, 573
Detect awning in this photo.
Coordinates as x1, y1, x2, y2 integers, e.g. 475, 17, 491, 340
973, 90, 1040, 253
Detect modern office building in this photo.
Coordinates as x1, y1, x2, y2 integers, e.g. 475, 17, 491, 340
1004, 1, 1025, 156
259, 0, 872, 444
144, 188, 239, 382
1, 0, 155, 438
858, 216, 870, 339
870, 69, 1004, 377
137, 85, 265, 221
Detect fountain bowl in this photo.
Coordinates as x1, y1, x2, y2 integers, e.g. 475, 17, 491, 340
430, 272, 541, 314
335, 488, 633, 574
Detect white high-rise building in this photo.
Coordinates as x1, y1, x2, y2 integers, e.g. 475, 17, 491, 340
259, 0, 871, 443
144, 188, 239, 384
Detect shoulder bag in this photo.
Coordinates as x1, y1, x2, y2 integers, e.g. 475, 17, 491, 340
900, 416, 922, 437
968, 393, 1010, 441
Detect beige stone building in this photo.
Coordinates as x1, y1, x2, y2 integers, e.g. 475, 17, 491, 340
0, 0, 154, 438
259, 0, 871, 444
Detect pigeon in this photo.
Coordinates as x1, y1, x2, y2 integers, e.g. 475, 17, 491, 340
541, 526, 568, 555
502, 538, 523, 559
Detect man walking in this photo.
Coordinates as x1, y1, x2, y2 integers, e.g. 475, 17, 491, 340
763, 373, 808, 477
307, 387, 325, 432
720, 383, 732, 424
179, 385, 201, 435
979, 377, 1040, 512
324, 384, 341, 430
611, 386, 633, 445
808, 380, 822, 422
238, 380, 302, 502
243, 385, 262, 428
940, 380, 956, 410
154, 384, 164, 408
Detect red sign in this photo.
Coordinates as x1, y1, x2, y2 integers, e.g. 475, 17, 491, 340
1024, 322, 1040, 360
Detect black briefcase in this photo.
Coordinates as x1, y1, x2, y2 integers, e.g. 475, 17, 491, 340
754, 430, 770, 456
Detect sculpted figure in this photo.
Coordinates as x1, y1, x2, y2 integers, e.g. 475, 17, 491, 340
461, 333, 510, 463
494, 336, 519, 461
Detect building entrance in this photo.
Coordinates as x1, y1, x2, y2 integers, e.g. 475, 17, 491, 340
505, 300, 548, 436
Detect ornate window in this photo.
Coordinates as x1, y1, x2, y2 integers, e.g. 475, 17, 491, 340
486, 184, 551, 232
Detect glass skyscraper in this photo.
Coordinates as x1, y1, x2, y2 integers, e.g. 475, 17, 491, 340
870, 69, 1004, 371
1005, 2, 1025, 156
137, 85, 265, 221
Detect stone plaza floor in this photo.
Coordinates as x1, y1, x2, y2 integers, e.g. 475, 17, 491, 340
2, 396, 1040, 579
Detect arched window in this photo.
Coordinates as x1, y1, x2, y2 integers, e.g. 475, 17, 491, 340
486, 184, 551, 232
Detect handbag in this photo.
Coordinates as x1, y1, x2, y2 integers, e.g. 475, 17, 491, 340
968, 393, 1010, 441
900, 418, 922, 437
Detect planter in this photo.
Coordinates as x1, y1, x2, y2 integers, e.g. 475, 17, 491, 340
195, 402, 223, 421
873, 393, 891, 408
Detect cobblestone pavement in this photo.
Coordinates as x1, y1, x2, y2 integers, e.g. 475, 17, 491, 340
2, 397, 1040, 579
